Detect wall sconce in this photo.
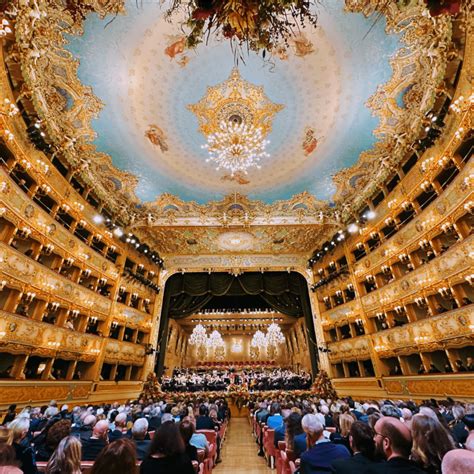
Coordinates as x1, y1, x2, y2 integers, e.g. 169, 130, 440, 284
420, 181, 432, 192
394, 305, 404, 314
356, 242, 364, 250
39, 183, 51, 194
370, 232, 379, 240
438, 287, 452, 298
64, 257, 74, 267
347, 283, 354, 291
398, 254, 410, 264
82, 269, 91, 277
464, 201, 474, 214
401, 201, 413, 211
465, 274, 474, 286
329, 261, 336, 269
25, 292, 36, 303
381, 265, 391, 274
98, 277, 107, 286
376, 312, 386, 321
419, 239, 430, 250
366, 275, 375, 282
71, 310, 79, 318
111, 321, 118, 329
323, 296, 329, 303
49, 302, 60, 311
144, 298, 150, 304
385, 217, 396, 226
119, 286, 126, 294
17, 227, 32, 239
60, 203, 70, 212
441, 222, 454, 234
318, 268, 324, 275
0, 280, 7, 290
131, 293, 138, 300
355, 318, 363, 326
415, 297, 427, 307
43, 244, 54, 255
89, 316, 98, 324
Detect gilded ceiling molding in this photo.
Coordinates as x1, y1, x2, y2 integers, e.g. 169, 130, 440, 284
5, 0, 464, 224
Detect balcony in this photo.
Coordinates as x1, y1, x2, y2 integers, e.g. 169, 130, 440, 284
0, 242, 111, 315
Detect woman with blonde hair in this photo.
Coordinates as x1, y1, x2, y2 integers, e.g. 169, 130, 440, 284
7, 417, 36, 474
45, 435, 81, 474
330, 413, 354, 452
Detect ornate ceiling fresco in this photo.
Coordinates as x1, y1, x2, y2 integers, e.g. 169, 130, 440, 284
6, 0, 460, 256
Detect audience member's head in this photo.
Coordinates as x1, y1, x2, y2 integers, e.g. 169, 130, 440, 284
92, 420, 110, 441
339, 413, 354, 437
179, 419, 195, 445
149, 422, 185, 458
114, 413, 127, 429
131, 418, 148, 441
7, 417, 30, 444
83, 414, 97, 428
45, 435, 82, 474
349, 421, 375, 459
466, 433, 474, 452
373, 417, 412, 461
46, 419, 72, 450
411, 414, 455, 471
0, 442, 20, 470
441, 449, 474, 473
90, 438, 137, 474
285, 413, 304, 450
302, 414, 324, 445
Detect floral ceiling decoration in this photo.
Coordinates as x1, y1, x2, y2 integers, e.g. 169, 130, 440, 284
165, 0, 319, 57
3, 0, 465, 255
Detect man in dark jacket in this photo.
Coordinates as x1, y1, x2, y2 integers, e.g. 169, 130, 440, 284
109, 412, 127, 442
81, 420, 109, 461
131, 418, 151, 460
332, 421, 376, 473
300, 414, 350, 473
196, 405, 218, 431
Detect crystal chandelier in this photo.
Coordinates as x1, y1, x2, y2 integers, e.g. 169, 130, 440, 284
189, 324, 207, 347
202, 120, 269, 176
251, 330, 268, 348
206, 329, 225, 349
266, 322, 286, 347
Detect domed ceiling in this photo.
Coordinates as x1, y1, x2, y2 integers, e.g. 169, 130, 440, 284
66, 0, 400, 204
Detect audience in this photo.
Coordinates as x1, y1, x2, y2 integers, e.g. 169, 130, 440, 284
1, 390, 474, 474
45, 436, 81, 474
90, 438, 137, 474
140, 422, 195, 474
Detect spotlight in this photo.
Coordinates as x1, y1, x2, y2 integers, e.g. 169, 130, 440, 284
113, 228, 123, 237
93, 214, 104, 224
365, 210, 376, 220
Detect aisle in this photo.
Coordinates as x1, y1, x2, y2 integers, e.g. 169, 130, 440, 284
215, 418, 271, 474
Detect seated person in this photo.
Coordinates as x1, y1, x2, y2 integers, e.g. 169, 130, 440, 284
131, 418, 151, 461
81, 420, 109, 461
284, 413, 307, 457
108, 412, 127, 442
300, 414, 350, 473
331, 421, 376, 473
179, 419, 198, 461
196, 405, 218, 431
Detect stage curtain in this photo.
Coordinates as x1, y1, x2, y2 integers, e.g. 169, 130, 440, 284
166, 272, 304, 319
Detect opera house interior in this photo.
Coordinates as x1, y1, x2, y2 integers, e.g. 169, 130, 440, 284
0, 0, 472, 473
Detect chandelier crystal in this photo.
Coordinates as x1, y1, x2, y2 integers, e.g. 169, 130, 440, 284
203, 120, 269, 176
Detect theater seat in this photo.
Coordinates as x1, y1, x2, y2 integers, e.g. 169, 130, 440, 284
263, 427, 276, 468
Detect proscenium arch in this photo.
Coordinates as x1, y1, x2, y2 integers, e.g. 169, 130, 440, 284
155, 271, 319, 376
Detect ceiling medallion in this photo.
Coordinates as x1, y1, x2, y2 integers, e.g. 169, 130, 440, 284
189, 68, 283, 175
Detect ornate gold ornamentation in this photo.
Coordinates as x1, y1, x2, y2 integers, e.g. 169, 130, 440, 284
188, 68, 283, 138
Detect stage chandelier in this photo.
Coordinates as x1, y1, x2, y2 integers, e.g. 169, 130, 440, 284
189, 325, 225, 359
202, 120, 269, 176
